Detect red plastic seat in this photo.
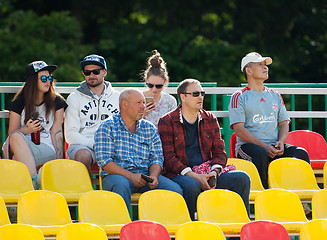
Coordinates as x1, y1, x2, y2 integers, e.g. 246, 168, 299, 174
120, 220, 170, 240
285, 130, 327, 169
230, 132, 237, 158
241, 220, 290, 240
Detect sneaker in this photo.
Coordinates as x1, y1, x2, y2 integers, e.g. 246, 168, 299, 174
7, 207, 17, 223
32, 175, 40, 190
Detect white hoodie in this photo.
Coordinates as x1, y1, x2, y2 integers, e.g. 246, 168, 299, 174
64, 81, 120, 149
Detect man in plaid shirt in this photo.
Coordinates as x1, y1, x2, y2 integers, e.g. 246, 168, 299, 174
94, 88, 183, 207
158, 79, 250, 220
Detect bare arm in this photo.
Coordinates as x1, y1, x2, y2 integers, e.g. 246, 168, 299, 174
50, 108, 64, 159
8, 111, 42, 135
274, 120, 289, 156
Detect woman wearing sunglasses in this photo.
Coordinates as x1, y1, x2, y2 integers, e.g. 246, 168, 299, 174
142, 50, 177, 126
2, 61, 67, 189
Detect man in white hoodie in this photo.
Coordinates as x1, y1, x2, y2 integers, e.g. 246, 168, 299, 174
64, 54, 120, 174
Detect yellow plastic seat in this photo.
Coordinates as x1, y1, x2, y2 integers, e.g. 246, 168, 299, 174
300, 219, 327, 239
17, 190, 72, 236
0, 223, 45, 240
78, 190, 131, 237
268, 158, 320, 201
197, 189, 250, 236
0, 196, 10, 226
324, 162, 327, 188
175, 221, 226, 240
56, 222, 108, 240
0, 159, 34, 204
99, 172, 140, 205
41, 159, 94, 203
227, 158, 265, 202
138, 190, 191, 235
255, 189, 308, 233
312, 189, 327, 219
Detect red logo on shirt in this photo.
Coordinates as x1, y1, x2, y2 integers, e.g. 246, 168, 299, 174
260, 98, 266, 102
272, 104, 277, 110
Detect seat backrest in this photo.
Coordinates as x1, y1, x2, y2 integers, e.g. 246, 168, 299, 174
197, 189, 250, 223
41, 159, 93, 193
285, 130, 327, 160
255, 189, 307, 222
120, 220, 170, 240
268, 158, 320, 190
0, 196, 10, 226
312, 189, 327, 219
300, 219, 327, 239
175, 221, 225, 240
17, 190, 72, 225
230, 132, 237, 158
79, 190, 131, 225
324, 163, 327, 188
240, 220, 290, 240
56, 222, 108, 240
227, 158, 264, 191
138, 190, 191, 225
0, 159, 34, 194
0, 223, 45, 240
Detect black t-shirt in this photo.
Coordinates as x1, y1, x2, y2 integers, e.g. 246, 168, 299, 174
183, 116, 203, 168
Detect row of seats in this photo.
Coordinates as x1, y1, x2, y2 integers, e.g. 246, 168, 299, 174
1, 188, 327, 237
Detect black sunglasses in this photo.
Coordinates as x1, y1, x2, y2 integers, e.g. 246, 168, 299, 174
183, 91, 205, 97
146, 83, 164, 89
83, 68, 102, 76
40, 75, 53, 83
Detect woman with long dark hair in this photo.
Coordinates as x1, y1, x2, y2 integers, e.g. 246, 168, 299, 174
3, 61, 67, 188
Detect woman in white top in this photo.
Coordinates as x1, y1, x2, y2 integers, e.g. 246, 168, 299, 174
142, 50, 177, 126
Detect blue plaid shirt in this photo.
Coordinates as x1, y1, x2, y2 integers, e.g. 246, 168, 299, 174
94, 113, 164, 177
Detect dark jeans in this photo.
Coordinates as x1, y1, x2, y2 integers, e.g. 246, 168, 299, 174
237, 143, 310, 189
172, 170, 251, 220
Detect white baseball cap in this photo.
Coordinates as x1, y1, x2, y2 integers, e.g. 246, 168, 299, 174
241, 52, 272, 72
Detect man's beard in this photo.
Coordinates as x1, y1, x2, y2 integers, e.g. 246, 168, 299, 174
87, 78, 103, 88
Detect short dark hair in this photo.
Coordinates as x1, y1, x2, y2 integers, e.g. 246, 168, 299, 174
177, 78, 200, 101
243, 62, 252, 80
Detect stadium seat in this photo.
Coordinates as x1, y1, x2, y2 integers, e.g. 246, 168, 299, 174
268, 158, 320, 201
312, 189, 327, 219
324, 162, 327, 188
138, 190, 191, 235
78, 190, 131, 237
0, 196, 10, 226
255, 189, 308, 234
227, 158, 265, 202
240, 220, 290, 240
17, 190, 72, 236
0, 223, 45, 240
0, 159, 34, 204
300, 219, 327, 240
197, 189, 250, 236
56, 222, 108, 240
230, 132, 237, 158
41, 159, 94, 203
120, 220, 171, 240
176, 221, 226, 240
285, 130, 327, 169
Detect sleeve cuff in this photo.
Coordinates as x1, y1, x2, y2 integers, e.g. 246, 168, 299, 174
211, 164, 223, 171
181, 167, 192, 175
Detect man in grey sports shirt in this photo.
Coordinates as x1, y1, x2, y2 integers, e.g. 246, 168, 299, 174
228, 52, 310, 189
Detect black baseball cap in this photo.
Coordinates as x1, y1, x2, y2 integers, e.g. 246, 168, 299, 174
25, 61, 57, 79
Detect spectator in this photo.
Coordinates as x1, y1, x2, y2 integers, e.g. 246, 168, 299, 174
228, 52, 310, 189
94, 88, 183, 207
158, 79, 250, 220
3, 61, 67, 189
142, 50, 177, 126
64, 54, 120, 175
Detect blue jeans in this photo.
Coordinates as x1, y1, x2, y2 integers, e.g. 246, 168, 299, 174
102, 174, 183, 207
172, 170, 250, 220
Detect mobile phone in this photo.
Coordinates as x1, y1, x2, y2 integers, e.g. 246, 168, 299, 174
141, 173, 154, 183
208, 176, 216, 188
145, 97, 155, 104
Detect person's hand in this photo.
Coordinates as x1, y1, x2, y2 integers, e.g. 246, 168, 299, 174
264, 144, 280, 159
274, 141, 285, 156
148, 175, 159, 189
25, 119, 42, 134
143, 102, 156, 117
130, 173, 147, 188
196, 173, 216, 191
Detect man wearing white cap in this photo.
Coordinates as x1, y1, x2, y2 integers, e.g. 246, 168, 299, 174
228, 52, 310, 189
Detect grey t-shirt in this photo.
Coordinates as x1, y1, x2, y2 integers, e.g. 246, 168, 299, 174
228, 86, 290, 152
